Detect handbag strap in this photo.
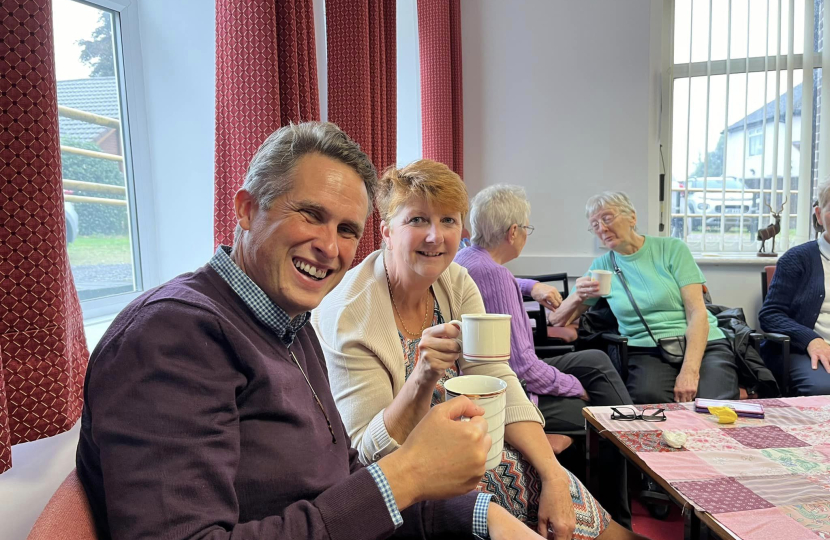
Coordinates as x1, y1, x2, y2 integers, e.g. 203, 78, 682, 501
609, 252, 658, 346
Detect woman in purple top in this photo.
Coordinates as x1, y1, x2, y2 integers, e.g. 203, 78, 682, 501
455, 184, 634, 527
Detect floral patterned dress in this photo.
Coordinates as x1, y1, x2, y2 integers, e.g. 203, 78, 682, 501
398, 296, 610, 538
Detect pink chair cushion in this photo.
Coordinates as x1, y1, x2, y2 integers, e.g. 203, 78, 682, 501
546, 434, 574, 454
547, 324, 578, 343
27, 469, 97, 540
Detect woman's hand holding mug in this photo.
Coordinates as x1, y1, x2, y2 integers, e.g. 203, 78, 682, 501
414, 323, 462, 384
573, 276, 603, 301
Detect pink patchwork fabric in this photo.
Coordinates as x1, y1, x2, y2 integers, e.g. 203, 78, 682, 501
700, 414, 766, 430
797, 407, 830, 424
696, 450, 791, 478
716, 507, 822, 540
587, 398, 830, 538
616, 430, 686, 453
742, 398, 791, 408
783, 426, 830, 446
738, 475, 830, 507
683, 429, 749, 452
782, 397, 830, 408
762, 407, 821, 427
806, 473, 830, 492
672, 477, 775, 514
780, 502, 830, 539
636, 403, 691, 412
760, 448, 830, 476
638, 451, 724, 481
723, 426, 811, 450
657, 410, 717, 432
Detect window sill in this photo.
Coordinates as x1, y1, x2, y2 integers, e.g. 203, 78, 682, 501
693, 253, 779, 265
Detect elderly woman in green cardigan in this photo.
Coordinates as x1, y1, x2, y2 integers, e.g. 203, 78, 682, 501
550, 191, 738, 404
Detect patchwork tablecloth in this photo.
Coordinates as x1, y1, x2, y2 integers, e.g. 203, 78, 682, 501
588, 396, 830, 539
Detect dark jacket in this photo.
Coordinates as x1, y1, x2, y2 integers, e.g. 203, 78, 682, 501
758, 240, 825, 354
577, 297, 624, 370
707, 304, 779, 398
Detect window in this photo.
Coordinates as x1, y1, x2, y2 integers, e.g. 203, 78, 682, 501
664, 0, 821, 254
53, 0, 154, 316
748, 131, 763, 156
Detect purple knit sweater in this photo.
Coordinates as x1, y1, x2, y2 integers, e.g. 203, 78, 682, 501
454, 246, 583, 402
76, 264, 477, 540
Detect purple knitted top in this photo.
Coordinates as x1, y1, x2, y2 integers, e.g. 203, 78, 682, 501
454, 246, 584, 402
76, 263, 478, 540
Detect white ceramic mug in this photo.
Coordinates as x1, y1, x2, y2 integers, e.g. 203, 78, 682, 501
448, 314, 511, 363
590, 269, 613, 296
444, 375, 507, 470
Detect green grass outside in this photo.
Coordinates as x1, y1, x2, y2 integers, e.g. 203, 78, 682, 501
67, 235, 133, 266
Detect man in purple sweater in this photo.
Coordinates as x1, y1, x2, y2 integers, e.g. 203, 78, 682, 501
76, 123, 544, 540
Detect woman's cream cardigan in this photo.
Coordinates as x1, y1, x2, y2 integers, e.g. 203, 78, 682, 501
312, 250, 544, 465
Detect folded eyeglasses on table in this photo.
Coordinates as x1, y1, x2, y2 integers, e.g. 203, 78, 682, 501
610, 406, 667, 422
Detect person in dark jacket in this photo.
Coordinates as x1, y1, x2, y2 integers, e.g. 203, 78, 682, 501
75, 122, 551, 540
759, 178, 830, 396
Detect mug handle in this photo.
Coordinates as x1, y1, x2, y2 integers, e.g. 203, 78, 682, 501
448, 319, 463, 348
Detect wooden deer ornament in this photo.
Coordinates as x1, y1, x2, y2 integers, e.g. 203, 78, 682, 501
757, 198, 787, 257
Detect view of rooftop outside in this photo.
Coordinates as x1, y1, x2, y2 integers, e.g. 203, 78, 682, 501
53, 0, 139, 301
669, 0, 821, 254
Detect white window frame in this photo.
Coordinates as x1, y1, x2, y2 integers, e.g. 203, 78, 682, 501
748, 130, 763, 156
59, 0, 159, 320
660, 0, 825, 256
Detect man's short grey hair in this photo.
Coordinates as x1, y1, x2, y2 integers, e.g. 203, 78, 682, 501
585, 191, 637, 219
234, 121, 377, 244
818, 177, 830, 209
469, 184, 531, 250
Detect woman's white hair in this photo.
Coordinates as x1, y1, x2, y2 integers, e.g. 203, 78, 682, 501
585, 191, 637, 219
469, 184, 531, 250
818, 177, 830, 209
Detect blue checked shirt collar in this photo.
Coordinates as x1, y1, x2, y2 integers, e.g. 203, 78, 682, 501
209, 245, 309, 346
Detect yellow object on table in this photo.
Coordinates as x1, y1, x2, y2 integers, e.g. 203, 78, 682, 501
708, 406, 738, 424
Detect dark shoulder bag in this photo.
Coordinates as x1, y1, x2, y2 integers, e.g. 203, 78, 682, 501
610, 252, 686, 366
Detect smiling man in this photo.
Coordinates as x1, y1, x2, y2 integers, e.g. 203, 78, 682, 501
75, 123, 545, 540
230, 150, 368, 319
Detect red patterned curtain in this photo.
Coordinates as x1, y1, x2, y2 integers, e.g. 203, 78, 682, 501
214, 0, 320, 248
326, 0, 396, 265
0, 0, 89, 473
418, 0, 463, 178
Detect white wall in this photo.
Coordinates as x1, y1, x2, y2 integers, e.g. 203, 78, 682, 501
462, 0, 764, 326
1, 424, 82, 540
138, 0, 216, 281
462, 0, 662, 278
701, 264, 765, 330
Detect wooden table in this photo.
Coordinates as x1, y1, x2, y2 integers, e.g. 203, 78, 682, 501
584, 398, 830, 540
